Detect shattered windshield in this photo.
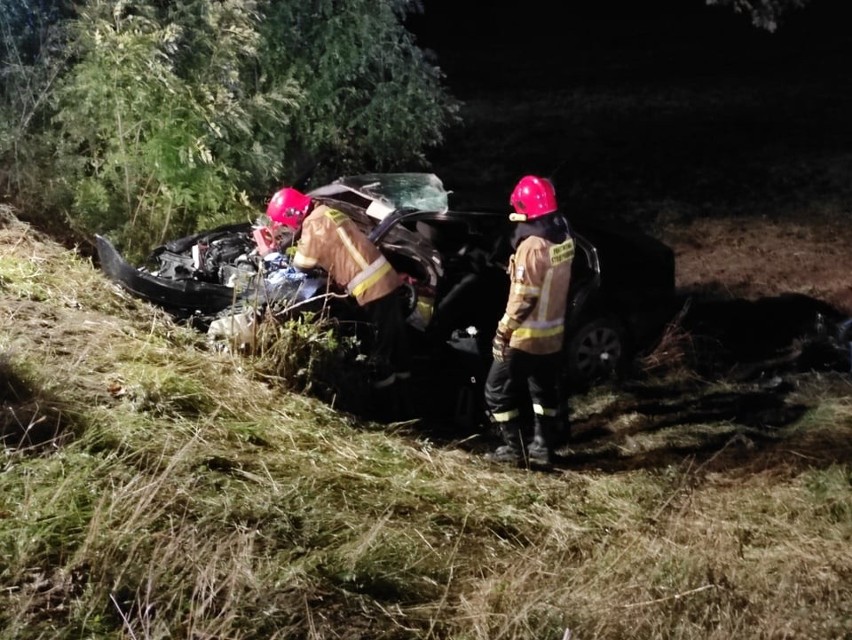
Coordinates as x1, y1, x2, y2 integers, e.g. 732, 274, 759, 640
333, 173, 449, 213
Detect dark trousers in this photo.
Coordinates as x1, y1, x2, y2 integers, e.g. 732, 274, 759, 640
363, 292, 412, 387
484, 349, 561, 425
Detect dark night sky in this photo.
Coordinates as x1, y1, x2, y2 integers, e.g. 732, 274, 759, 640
407, 0, 849, 95
404, 0, 852, 212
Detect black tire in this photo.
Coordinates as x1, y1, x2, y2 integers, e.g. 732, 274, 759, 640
564, 315, 627, 387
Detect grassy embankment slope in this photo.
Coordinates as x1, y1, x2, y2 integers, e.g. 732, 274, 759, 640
1, 206, 850, 639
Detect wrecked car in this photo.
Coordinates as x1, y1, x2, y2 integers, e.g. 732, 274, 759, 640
96, 173, 679, 389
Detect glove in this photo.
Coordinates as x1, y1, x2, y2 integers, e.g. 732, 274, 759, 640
491, 325, 512, 362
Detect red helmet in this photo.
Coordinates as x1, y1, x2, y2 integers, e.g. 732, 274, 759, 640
509, 175, 558, 221
266, 187, 312, 228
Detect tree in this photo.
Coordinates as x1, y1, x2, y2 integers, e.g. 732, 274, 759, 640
258, 0, 460, 187
52, 1, 300, 255
706, 0, 812, 31
1, 0, 460, 258
0, 0, 72, 215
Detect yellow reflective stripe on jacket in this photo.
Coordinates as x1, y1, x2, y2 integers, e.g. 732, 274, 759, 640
513, 324, 565, 339
323, 208, 350, 226
512, 283, 541, 296
416, 297, 434, 324
335, 225, 371, 270
348, 255, 393, 298
534, 268, 555, 323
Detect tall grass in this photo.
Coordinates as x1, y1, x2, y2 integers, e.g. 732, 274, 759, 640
2, 210, 850, 638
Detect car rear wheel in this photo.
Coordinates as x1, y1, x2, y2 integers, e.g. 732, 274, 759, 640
564, 316, 627, 387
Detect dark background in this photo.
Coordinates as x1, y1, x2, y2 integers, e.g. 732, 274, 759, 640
408, 0, 848, 93
405, 1, 852, 219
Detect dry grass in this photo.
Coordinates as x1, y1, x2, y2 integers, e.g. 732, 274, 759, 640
2, 206, 851, 639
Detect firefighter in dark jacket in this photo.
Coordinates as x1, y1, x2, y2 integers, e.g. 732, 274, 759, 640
485, 175, 574, 465
266, 187, 412, 418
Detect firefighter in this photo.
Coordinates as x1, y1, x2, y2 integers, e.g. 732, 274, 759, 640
266, 187, 413, 420
484, 175, 574, 465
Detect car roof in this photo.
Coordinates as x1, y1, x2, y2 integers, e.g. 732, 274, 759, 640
308, 173, 450, 219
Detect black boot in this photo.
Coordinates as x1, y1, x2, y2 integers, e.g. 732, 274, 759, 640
551, 412, 572, 450
486, 421, 524, 464
370, 377, 401, 423
527, 415, 558, 465
392, 377, 416, 421
550, 397, 572, 449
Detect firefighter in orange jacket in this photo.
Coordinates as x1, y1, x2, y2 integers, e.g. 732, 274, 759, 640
484, 175, 574, 465
266, 187, 412, 418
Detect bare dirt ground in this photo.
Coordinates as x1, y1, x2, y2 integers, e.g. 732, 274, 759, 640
664, 212, 852, 316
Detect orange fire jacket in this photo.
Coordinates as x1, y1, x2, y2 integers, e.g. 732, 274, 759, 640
501, 234, 574, 354
293, 204, 401, 306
